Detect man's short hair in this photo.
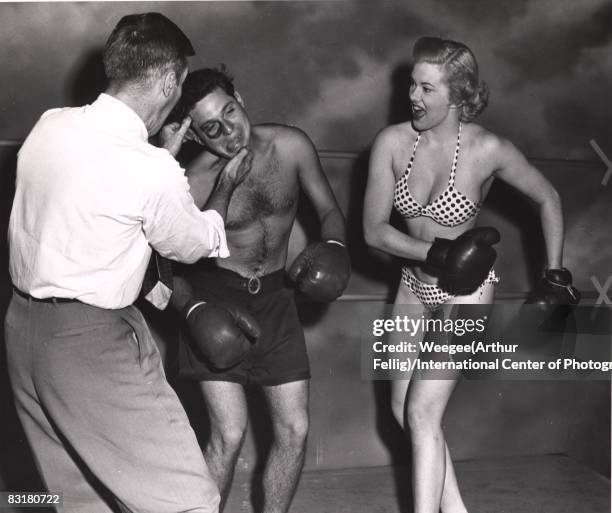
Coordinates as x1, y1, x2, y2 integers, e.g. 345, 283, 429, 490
169, 66, 235, 122
103, 12, 195, 87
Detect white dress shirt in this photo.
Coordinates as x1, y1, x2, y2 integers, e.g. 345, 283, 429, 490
9, 93, 229, 309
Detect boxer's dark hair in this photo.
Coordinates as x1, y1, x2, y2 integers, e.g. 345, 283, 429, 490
169, 66, 235, 122
413, 36, 488, 122
103, 12, 194, 87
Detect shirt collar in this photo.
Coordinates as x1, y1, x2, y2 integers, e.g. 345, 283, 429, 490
90, 93, 149, 141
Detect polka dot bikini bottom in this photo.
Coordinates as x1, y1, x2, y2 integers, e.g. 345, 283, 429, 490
401, 267, 499, 311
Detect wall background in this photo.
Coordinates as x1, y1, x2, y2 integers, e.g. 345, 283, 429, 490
0, 0, 610, 495
1, 0, 611, 158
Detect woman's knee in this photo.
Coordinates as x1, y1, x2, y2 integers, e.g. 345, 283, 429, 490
406, 399, 441, 435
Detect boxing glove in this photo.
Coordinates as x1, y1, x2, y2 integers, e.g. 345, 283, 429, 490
425, 227, 500, 294
288, 241, 351, 302
519, 268, 580, 352
525, 267, 580, 323
183, 300, 260, 370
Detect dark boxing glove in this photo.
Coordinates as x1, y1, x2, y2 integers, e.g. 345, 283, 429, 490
425, 227, 500, 294
518, 268, 580, 354
525, 267, 580, 323
288, 241, 351, 302
183, 300, 261, 370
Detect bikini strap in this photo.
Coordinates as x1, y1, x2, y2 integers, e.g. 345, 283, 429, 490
448, 122, 462, 187
404, 132, 421, 177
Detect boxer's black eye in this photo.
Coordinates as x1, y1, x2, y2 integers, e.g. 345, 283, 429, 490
203, 121, 222, 139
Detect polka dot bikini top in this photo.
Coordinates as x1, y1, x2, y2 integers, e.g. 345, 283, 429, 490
393, 123, 480, 227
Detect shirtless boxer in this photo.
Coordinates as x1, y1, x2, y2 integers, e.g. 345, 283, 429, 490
168, 67, 350, 513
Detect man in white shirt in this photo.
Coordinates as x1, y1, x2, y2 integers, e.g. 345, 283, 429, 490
5, 13, 251, 513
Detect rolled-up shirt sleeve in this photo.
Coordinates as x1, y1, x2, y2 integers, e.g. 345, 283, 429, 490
142, 160, 229, 263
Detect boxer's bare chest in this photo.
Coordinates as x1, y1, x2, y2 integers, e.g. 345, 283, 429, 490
225, 147, 298, 231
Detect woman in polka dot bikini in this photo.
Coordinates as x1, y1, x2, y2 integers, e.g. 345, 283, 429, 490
364, 36, 566, 513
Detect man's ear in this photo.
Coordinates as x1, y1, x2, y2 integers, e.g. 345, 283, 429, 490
162, 71, 177, 98
234, 91, 245, 108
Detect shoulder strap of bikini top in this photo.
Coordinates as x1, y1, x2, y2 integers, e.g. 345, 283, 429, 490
404, 132, 421, 177
448, 122, 462, 187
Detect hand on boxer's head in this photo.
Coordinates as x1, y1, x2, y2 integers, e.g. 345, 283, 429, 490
183, 299, 260, 370
288, 241, 351, 302
425, 227, 500, 295
159, 116, 192, 157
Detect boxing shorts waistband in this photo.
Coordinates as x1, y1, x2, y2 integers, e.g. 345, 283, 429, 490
13, 287, 79, 304
197, 267, 288, 295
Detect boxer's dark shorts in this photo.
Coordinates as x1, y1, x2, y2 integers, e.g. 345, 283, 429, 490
177, 265, 310, 386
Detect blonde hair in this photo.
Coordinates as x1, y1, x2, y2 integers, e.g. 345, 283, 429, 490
413, 36, 488, 122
